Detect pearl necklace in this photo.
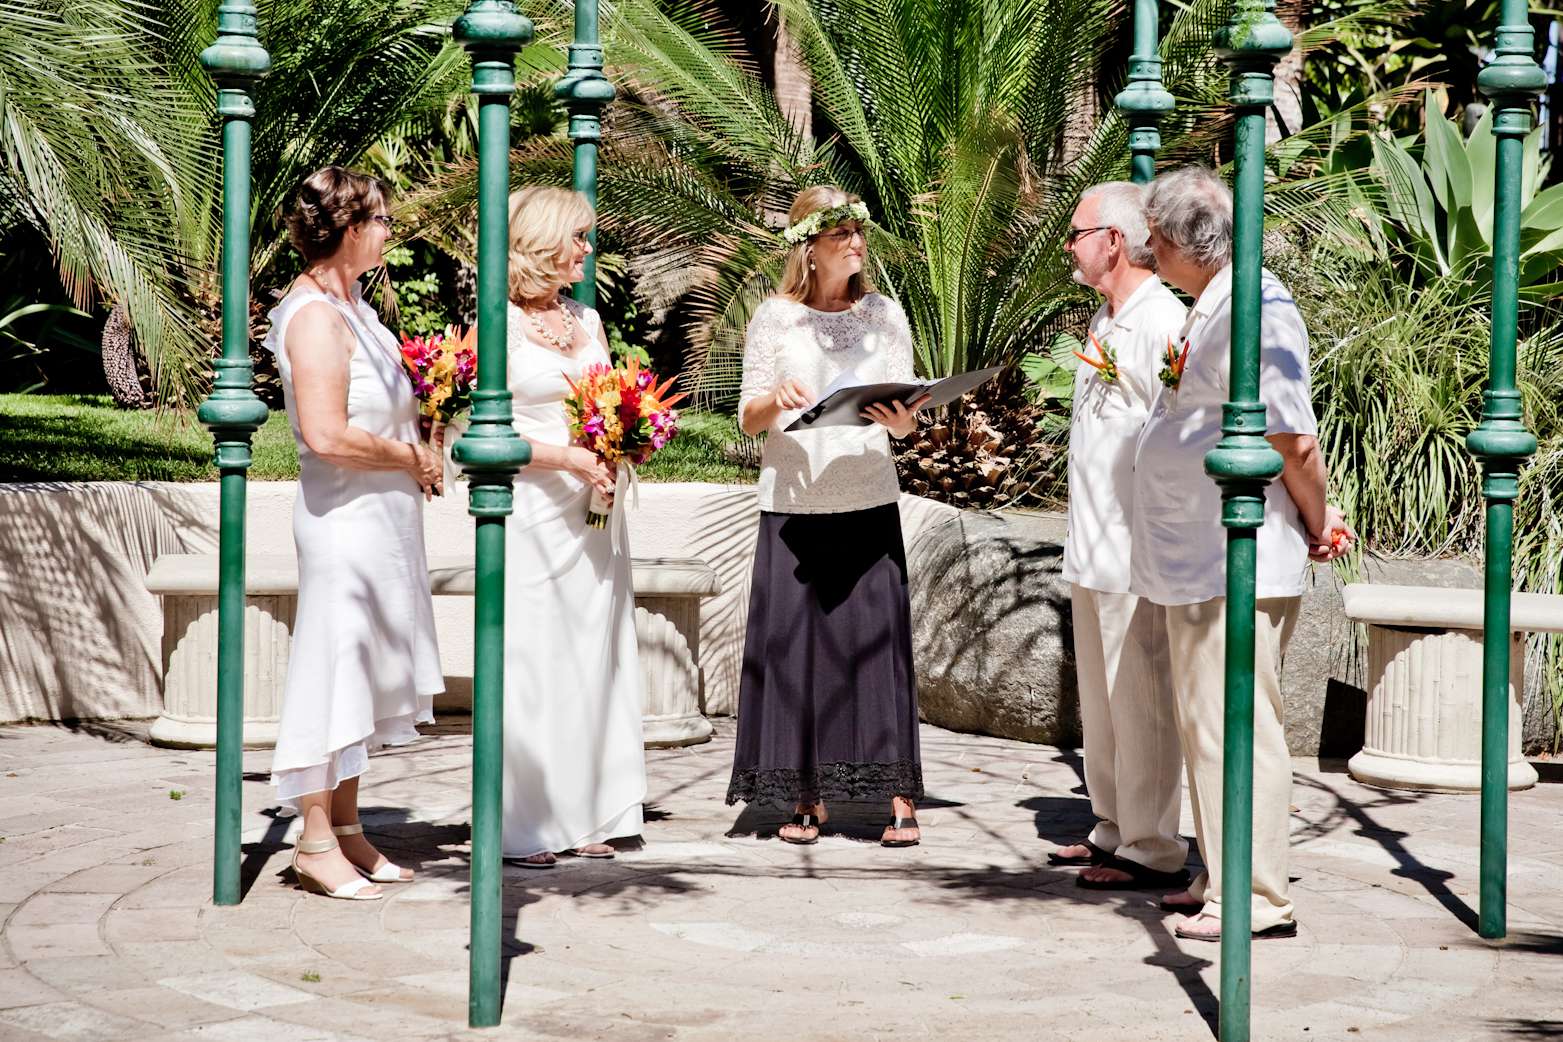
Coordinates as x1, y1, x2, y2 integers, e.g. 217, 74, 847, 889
523, 297, 577, 355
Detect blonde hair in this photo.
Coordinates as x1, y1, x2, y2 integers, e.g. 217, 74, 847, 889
777, 185, 873, 304
507, 186, 595, 303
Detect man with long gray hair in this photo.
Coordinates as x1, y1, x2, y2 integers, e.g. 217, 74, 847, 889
1132, 166, 1354, 941
1050, 181, 1191, 892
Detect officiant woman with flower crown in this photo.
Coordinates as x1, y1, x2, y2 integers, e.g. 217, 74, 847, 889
724, 186, 930, 849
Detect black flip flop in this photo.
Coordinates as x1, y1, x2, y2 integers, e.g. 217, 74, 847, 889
780, 813, 822, 845
881, 815, 920, 848
1075, 856, 1191, 891
1047, 840, 1110, 867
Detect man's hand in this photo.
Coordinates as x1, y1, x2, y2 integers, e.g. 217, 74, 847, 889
1308, 504, 1356, 563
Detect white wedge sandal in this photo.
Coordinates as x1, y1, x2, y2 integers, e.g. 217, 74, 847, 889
291, 836, 383, 901
332, 823, 413, 883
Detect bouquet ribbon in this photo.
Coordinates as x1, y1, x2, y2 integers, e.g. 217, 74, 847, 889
609, 460, 640, 556
439, 414, 468, 491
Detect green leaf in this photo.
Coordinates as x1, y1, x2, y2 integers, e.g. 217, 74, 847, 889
1467, 107, 1495, 241
1423, 94, 1473, 218
1521, 183, 1563, 233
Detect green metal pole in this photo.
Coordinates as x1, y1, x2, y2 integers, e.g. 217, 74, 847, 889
556, 0, 613, 305
1469, 0, 1544, 941
1211, 2, 1290, 1038
198, 1, 270, 909
452, 1, 532, 1027
1115, 0, 1174, 184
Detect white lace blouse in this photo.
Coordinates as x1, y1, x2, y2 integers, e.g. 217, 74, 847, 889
737, 293, 916, 514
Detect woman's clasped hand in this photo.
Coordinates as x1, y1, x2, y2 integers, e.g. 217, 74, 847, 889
566, 445, 616, 503
408, 441, 443, 501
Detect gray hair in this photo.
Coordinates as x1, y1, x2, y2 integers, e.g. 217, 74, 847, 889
1143, 167, 1233, 271
1080, 181, 1155, 269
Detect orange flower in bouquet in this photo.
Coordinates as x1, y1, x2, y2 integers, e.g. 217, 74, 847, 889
564, 359, 687, 528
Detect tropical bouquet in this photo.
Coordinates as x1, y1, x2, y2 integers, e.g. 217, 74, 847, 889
564, 359, 686, 527
400, 325, 477, 426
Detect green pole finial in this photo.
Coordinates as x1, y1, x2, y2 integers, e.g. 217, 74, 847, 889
452, 0, 533, 1028
197, 0, 270, 910
1469, 0, 1544, 942
555, 0, 614, 306
1210, 0, 1290, 1038
1115, 0, 1175, 184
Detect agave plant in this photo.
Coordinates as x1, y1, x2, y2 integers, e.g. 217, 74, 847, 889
1271, 238, 1563, 749
1363, 94, 1563, 296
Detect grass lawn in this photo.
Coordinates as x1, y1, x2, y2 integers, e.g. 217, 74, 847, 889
0, 394, 756, 485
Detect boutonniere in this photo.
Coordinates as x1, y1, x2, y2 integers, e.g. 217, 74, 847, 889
1158, 336, 1190, 391
1073, 331, 1120, 384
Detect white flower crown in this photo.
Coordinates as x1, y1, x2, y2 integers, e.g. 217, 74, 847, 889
782, 201, 871, 245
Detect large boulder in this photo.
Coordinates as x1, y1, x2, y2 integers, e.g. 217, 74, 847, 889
905, 509, 1556, 758
908, 510, 1079, 746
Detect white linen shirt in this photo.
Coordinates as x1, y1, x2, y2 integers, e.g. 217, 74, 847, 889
1062, 275, 1187, 593
1130, 265, 1319, 607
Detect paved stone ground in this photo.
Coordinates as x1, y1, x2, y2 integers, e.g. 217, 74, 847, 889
0, 719, 1559, 1042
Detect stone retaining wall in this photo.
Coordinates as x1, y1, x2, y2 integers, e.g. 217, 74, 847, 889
1, 482, 1552, 754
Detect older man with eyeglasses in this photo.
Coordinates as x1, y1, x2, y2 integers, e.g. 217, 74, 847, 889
1132, 166, 1355, 942
1049, 181, 1192, 893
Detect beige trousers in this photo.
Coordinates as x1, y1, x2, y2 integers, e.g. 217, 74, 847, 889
1165, 596, 1300, 932
1070, 584, 1186, 873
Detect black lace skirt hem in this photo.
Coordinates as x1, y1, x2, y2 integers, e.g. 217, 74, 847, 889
725, 759, 925, 806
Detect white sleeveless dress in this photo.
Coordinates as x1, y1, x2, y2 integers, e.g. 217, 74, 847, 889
265, 284, 442, 805
501, 297, 646, 857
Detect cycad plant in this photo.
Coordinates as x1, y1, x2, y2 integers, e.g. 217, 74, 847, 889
0, 0, 213, 404
407, 0, 1238, 503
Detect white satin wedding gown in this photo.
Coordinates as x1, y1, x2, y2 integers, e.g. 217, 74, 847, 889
501, 297, 646, 858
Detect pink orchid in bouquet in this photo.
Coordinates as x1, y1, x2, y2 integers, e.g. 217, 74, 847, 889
399, 325, 477, 425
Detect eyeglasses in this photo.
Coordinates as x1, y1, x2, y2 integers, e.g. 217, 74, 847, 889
1064, 225, 1113, 246
369, 214, 397, 233
818, 224, 866, 243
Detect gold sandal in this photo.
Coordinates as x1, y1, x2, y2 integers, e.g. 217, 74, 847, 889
291, 836, 383, 900
332, 823, 412, 883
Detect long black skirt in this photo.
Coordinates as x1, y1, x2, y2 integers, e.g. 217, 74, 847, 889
725, 503, 923, 806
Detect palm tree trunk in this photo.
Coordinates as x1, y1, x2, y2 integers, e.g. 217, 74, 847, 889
773, 12, 812, 149
1269, 0, 1306, 144
1062, 78, 1100, 165
766, 10, 813, 224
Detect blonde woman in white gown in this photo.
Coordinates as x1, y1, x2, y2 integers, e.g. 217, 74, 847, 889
499, 187, 646, 868
265, 166, 445, 900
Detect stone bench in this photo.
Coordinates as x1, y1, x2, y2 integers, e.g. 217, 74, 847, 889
1342, 583, 1563, 792
144, 553, 720, 751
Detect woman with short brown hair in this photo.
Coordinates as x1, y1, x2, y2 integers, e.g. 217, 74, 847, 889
265, 165, 445, 900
